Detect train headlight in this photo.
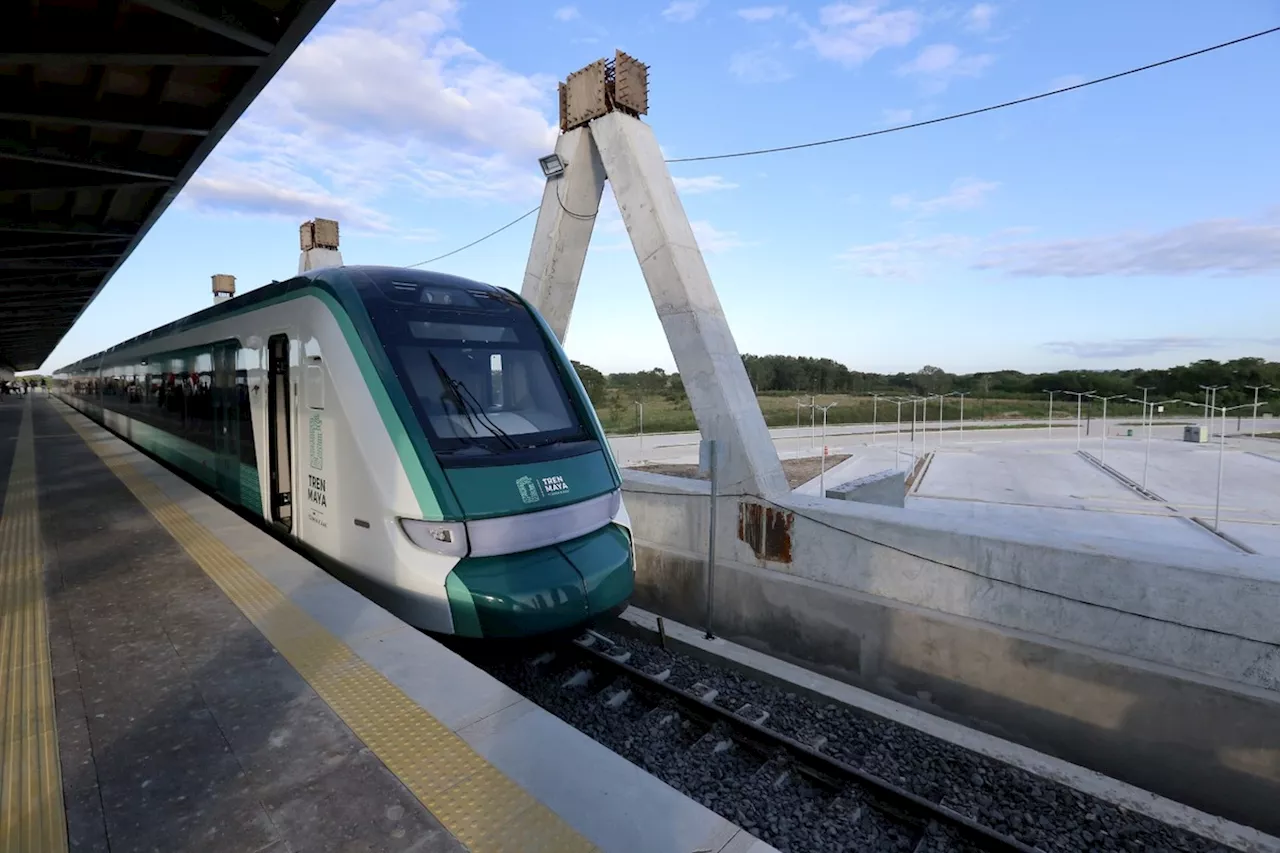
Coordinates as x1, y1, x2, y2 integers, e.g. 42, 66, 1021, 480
399, 519, 469, 558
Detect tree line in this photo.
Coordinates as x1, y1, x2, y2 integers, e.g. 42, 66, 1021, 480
573, 355, 1280, 411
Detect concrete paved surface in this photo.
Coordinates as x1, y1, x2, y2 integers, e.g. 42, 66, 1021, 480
619, 414, 1280, 559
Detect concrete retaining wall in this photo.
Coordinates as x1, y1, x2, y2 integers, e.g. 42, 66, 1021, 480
621, 470, 1280, 833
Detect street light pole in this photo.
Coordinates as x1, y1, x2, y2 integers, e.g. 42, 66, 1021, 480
921, 394, 929, 454
936, 393, 944, 445
871, 393, 882, 446
1135, 384, 1153, 439
1207, 403, 1264, 531
634, 400, 644, 453
816, 402, 838, 496
1089, 393, 1124, 466
893, 398, 905, 470
910, 397, 918, 454
1062, 390, 1093, 451
809, 395, 816, 450
1247, 385, 1272, 438
793, 397, 810, 459
1044, 389, 1057, 439
1128, 396, 1181, 490
954, 391, 969, 442
1199, 384, 1226, 428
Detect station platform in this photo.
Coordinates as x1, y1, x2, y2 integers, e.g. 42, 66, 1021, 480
0, 395, 768, 853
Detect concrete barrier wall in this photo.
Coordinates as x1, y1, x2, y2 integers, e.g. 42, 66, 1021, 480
621, 470, 1280, 832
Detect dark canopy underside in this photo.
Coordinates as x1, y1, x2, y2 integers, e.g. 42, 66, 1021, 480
0, 0, 336, 371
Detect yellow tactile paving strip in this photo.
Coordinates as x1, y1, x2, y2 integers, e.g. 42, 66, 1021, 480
54, 401, 598, 853
0, 402, 67, 853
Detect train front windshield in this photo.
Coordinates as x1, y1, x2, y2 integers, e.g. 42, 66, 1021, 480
368, 279, 592, 462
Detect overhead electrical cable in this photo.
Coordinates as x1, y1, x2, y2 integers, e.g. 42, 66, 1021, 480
407, 25, 1279, 266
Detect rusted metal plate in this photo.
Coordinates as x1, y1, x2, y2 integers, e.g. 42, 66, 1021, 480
613, 50, 649, 115
562, 59, 608, 130
737, 501, 794, 563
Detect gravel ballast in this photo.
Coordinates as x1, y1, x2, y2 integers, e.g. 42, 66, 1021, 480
464, 629, 1239, 853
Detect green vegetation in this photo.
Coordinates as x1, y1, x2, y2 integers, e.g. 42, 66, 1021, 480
571, 355, 1279, 436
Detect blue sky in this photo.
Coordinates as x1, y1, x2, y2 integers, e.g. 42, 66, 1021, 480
41, 0, 1280, 376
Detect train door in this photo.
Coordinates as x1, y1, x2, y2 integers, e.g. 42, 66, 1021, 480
267, 335, 294, 532
212, 341, 241, 501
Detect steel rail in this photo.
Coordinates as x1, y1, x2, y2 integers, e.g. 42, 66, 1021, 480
571, 634, 1039, 853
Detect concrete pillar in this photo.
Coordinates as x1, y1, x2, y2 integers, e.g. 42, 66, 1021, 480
298, 218, 343, 274
520, 127, 607, 345
588, 111, 788, 497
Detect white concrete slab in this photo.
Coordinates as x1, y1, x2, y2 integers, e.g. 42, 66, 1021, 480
907, 495, 1234, 553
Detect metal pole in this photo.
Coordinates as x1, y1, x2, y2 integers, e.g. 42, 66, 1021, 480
1046, 390, 1055, 438
821, 410, 827, 495
1143, 402, 1152, 489
959, 393, 965, 442
894, 401, 902, 470
794, 399, 803, 459
1247, 385, 1271, 438
705, 439, 717, 639
937, 394, 943, 445
637, 401, 644, 451
1101, 397, 1108, 465
921, 395, 928, 453
1093, 394, 1122, 466
810, 395, 815, 450
1215, 407, 1224, 531
871, 394, 879, 446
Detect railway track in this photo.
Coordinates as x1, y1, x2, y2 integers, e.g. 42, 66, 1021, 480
573, 630, 1031, 852
463, 626, 1240, 853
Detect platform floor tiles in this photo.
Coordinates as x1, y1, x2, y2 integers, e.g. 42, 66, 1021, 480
0, 396, 590, 853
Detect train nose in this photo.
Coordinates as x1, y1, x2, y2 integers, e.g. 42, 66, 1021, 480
444, 524, 634, 638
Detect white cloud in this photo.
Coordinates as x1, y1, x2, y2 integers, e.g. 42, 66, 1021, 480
801, 2, 922, 66
179, 0, 558, 227
183, 169, 397, 233
1038, 337, 1280, 360
663, 1, 704, 22
974, 215, 1280, 278
837, 234, 972, 278
672, 175, 740, 194
729, 47, 793, 82
881, 107, 914, 125
691, 221, 748, 252
737, 5, 788, 21
891, 177, 999, 215
896, 43, 993, 91
554, 5, 579, 20
963, 3, 995, 33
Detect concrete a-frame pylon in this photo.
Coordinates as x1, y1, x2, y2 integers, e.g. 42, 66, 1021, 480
522, 52, 788, 498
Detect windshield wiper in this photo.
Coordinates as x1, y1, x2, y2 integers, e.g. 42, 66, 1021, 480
428, 353, 521, 451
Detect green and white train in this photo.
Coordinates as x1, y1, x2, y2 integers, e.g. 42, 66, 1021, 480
53, 266, 634, 638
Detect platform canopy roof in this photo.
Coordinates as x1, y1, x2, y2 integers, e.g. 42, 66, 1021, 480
0, 0, 336, 372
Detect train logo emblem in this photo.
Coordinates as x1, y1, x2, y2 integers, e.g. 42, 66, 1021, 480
516, 474, 569, 504
516, 476, 540, 504
540, 475, 568, 495
308, 414, 324, 471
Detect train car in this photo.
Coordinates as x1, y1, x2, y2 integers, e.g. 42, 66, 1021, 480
53, 265, 634, 638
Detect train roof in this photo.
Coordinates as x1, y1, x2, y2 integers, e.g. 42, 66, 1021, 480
55, 266, 512, 372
